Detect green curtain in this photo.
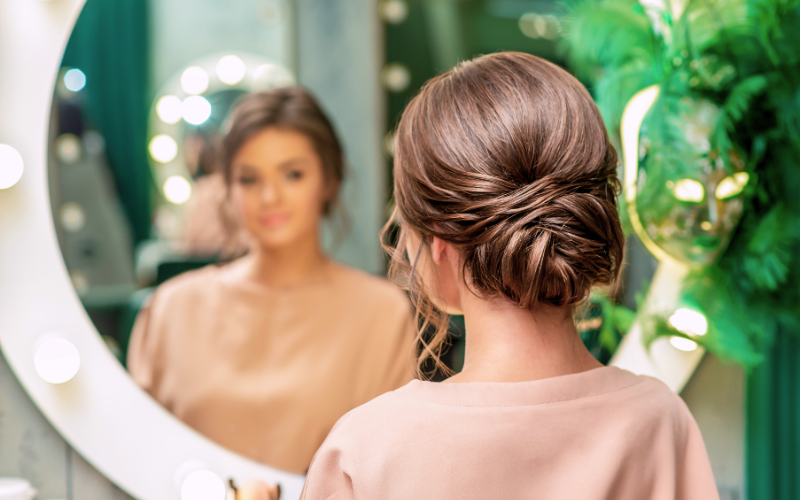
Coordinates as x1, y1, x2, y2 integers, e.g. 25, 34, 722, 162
746, 330, 800, 499
61, 0, 152, 244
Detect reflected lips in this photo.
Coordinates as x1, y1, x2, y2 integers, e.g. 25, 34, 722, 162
259, 213, 290, 227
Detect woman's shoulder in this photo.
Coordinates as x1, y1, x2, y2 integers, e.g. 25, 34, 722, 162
150, 264, 224, 305
329, 262, 410, 309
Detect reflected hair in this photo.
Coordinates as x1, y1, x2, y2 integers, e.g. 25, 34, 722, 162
381, 52, 625, 377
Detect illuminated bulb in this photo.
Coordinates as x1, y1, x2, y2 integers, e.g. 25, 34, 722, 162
55, 134, 82, 164
381, 63, 411, 93
149, 135, 178, 163
181, 67, 209, 95
216, 55, 247, 85
715, 172, 749, 200
157, 95, 184, 124
164, 176, 192, 204
180, 470, 226, 500
668, 308, 708, 337
63, 68, 87, 92
182, 96, 212, 125
672, 178, 705, 202
379, 0, 409, 24
34, 338, 81, 384
59, 203, 87, 233
669, 336, 699, 352
0, 144, 24, 189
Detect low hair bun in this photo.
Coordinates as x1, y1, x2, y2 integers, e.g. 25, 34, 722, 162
384, 51, 626, 376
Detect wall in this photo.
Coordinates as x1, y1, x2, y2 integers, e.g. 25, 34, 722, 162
681, 354, 745, 500
0, 351, 132, 500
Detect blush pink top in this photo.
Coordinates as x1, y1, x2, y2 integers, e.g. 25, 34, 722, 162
128, 260, 415, 473
300, 366, 719, 499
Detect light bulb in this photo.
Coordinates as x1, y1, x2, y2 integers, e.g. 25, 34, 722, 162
34, 337, 81, 384
669, 336, 698, 352
216, 55, 246, 85
182, 96, 212, 125
164, 176, 192, 204
181, 67, 209, 95
64, 68, 87, 92
180, 470, 226, 500
668, 308, 708, 337
157, 95, 184, 124
0, 144, 24, 189
149, 135, 178, 163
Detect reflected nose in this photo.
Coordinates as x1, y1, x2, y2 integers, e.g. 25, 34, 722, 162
260, 181, 281, 205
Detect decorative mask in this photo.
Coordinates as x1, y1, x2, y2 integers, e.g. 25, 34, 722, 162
621, 86, 750, 267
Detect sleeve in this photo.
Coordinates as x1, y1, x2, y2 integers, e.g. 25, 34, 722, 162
126, 291, 162, 396
299, 424, 356, 500
676, 401, 721, 500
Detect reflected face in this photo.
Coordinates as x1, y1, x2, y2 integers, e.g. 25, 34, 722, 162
636, 98, 749, 266
230, 128, 329, 250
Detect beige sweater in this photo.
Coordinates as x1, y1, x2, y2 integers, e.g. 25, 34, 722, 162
301, 366, 719, 499
128, 261, 415, 473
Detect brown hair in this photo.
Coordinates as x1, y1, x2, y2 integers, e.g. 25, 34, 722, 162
382, 52, 625, 377
221, 87, 345, 215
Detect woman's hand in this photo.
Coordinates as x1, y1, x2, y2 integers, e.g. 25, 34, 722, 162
236, 479, 280, 500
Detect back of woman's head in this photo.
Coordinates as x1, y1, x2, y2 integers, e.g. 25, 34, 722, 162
385, 52, 625, 374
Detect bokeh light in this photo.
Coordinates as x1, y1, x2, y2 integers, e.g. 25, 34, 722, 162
180, 470, 226, 500
669, 336, 699, 352
182, 96, 212, 125
34, 337, 81, 384
379, 0, 409, 24
672, 178, 705, 202
163, 176, 192, 204
216, 55, 246, 85
181, 67, 209, 95
716, 172, 749, 200
381, 63, 411, 93
156, 95, 184, 124
64, 68, 87, 92
668, 308, 708, 336
59, 202, 87, 233
55, 134, 82, 164
149, 135, 178, 163
0, 144, 24, 189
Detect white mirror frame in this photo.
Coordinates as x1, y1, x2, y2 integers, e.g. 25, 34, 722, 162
0, 1, 304, 499
0, 2, 701, 499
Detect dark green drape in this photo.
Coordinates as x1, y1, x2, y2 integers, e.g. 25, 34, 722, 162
61, 0, 152, 243
746, 331, 800, 500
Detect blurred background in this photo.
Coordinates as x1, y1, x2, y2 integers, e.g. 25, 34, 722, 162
7, 0, 800, 498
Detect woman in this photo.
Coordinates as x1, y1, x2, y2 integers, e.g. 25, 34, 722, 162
300, 53, 718, 498
128, 88, 415, 474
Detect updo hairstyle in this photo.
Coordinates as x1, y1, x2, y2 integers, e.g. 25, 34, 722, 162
382, 52, 625, 376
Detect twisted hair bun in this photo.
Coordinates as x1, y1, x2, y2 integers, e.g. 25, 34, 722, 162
386, 52, 624, 372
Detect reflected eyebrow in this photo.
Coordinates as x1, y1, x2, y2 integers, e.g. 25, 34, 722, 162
277, 158, 312, 170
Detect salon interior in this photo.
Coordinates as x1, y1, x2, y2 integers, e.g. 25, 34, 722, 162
1, 0, 798, 499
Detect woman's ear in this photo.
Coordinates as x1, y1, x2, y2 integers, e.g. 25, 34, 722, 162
430, 236, 449, 266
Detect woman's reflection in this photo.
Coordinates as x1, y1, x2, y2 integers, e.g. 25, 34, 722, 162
127, 88, 415, 473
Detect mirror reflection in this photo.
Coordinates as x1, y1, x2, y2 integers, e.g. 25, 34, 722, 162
46, 0, 634, 479
48, 0, 416, 476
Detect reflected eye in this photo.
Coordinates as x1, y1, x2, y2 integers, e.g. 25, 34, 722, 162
237, 175, 258, 186
672, 178, 705, 203
286, 170, 304, 181
715, 172, 749, 200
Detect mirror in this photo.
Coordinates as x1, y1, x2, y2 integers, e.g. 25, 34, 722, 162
47, 0, 408, 481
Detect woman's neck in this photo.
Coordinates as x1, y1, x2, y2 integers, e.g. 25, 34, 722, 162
237, 234, 329, 288
446, 294, 602, 384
